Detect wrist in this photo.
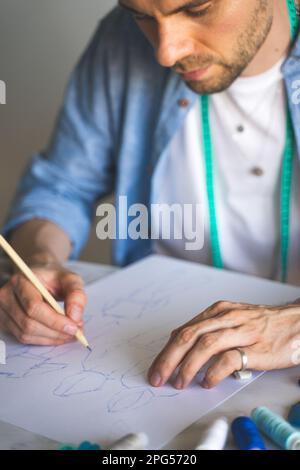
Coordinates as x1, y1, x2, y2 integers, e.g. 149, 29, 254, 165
9, 219, 72, 268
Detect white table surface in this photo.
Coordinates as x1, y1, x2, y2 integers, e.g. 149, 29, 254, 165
0, 261, 299, 450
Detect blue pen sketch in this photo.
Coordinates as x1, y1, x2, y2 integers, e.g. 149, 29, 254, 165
107, 387, 181, 414
53, 370, 110, 397
127, 329, 170, 354
52, 346, 116, 397
107, 358, 181, 414
97, 266, 210, 321
99, 284, 171, 320
0, 345, 68, 379
107, 388, 156, 413
1, 329, 182, 414
0, 265, 208, 414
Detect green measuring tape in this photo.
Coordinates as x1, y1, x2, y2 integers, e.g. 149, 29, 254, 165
201, 0, 298, 283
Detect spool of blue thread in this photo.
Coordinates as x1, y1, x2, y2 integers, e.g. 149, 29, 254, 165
59, 441, 101, 451
231, 416, 266, 450
251, 406, 300, 450
288, 401, 300, 428
78, 441, 101, 450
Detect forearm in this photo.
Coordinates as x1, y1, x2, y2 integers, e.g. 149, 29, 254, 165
9, 219, 72, 265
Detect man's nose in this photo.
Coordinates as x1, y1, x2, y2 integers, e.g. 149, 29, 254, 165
155, 23, 195, 68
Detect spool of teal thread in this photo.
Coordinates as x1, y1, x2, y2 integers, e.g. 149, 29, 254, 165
59, 441, 101, 451
251, 406, 300, 450
59, 443, 77, 450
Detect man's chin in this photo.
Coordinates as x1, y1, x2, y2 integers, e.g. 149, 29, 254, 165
183, 77, 234, 95
181, 67, 240, 95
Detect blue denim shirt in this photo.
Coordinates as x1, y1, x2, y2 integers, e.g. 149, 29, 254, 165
3, 7, 300, 266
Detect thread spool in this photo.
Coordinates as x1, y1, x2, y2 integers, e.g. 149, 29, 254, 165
77, 441, 101, 450
194, 418, 229, 450
231, 416, 266, 450
288, 402, 300, 428
108, 433, 149, 450
251, 406, 300, 450
59, 444, 77, 451
59, 441, 101, 451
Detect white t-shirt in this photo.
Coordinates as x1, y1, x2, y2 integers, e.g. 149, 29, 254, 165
151, 57, 300, 285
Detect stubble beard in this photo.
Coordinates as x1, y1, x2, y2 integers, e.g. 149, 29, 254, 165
180, 0, 273, 95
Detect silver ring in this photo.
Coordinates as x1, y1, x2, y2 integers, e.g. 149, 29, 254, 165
236, 348, 248, 371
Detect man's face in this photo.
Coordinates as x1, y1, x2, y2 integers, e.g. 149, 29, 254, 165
119, 0, 274, 94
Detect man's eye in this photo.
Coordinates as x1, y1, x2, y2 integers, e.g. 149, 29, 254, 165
186, 2, 212, 17
132, 2, 213, 21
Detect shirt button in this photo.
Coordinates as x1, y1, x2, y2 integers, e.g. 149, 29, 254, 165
237, 125, 244, 133
177, 98, 189, 108
250, 167, 264, 177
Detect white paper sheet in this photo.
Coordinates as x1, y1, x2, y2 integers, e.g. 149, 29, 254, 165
0, 255, 299, 449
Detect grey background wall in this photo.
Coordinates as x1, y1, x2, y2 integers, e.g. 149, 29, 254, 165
0, 0, 116, 264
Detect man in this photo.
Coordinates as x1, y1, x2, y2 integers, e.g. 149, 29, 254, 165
1, 0, 300, 390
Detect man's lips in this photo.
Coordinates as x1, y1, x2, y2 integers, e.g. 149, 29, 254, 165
179, 66, 211, 81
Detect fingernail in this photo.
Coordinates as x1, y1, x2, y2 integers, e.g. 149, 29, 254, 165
201, 379, 209, 389
174, 376, 183, 389
70, 305, 82, 322
63, 324, 78, 336
150, 372, 162, 387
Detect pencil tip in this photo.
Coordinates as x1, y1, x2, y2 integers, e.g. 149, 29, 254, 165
87, 346, 92, 352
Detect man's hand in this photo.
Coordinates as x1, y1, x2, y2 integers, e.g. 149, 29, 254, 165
148, 300, 300, 390
0, 263, 87, 346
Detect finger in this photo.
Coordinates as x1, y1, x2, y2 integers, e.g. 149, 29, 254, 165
174, 327, 257, 389
12, 275, 79, 337
19, 336, 74, 346
148, 311, 246, 388
10, 304, 75, 341
170, 301, 246, 342
3, 310, 74, 346
59, 271, 87, 323
1, 310, 22, 338
202, 347, 255, 389
1, 293, 75, 342
186, 300, 245, 325
200, 300, 244, 321
0, 282, 18, 330
148, 325, 204, 387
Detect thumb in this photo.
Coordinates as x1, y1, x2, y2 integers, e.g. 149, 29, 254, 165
59, 271, 87, 324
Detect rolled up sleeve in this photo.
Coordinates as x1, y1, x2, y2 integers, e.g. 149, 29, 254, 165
2, 16, 116, 259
